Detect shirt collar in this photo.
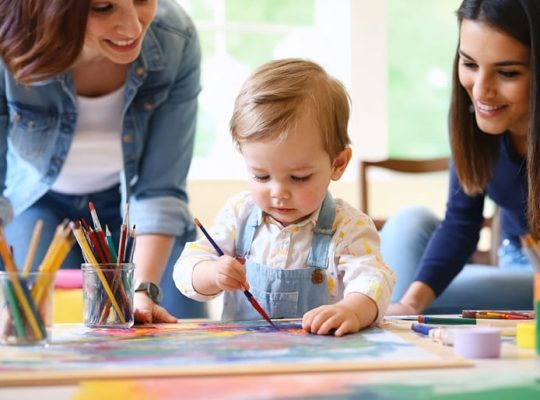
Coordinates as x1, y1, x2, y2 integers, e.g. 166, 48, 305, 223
258, 206, 321, 229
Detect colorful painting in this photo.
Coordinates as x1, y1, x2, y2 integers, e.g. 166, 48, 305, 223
0, 320, 470, 386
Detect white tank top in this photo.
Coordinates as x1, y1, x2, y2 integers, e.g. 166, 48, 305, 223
52, 85, 124, 194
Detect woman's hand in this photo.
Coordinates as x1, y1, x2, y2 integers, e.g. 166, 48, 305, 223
134, 291, 177, 324
385, 281, 436, 316
385, 301, 419, 316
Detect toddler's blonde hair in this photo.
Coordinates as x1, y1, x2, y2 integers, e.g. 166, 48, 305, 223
230, 58, 351, 159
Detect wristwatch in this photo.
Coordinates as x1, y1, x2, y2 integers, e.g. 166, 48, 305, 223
135, 282, 163, 305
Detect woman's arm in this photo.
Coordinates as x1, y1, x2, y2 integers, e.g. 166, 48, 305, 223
133, 234, 177, 323
386, 281, 436, 315
129, 13, 202, 322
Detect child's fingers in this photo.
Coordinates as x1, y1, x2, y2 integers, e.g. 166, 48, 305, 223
302, 306, 331, 333
314, 314, 343, 336
216, 271, 245, 291
216, 257, 248, 288
301, 308, 319, 331
333, 321, 355, 337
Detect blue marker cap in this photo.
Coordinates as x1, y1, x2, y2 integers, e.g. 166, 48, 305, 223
411, 322, 434, 336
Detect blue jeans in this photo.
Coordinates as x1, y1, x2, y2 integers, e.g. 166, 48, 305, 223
4, 187, 207, 318
379, 206, 533, 313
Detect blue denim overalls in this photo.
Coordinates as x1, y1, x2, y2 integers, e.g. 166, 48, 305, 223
222, 193, 336, 320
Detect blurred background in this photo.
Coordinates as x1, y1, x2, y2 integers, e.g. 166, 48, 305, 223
177, 0, 461, 226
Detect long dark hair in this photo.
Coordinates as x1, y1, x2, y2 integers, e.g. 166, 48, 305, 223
0, 0, 89, 84
449, 0, 540, 238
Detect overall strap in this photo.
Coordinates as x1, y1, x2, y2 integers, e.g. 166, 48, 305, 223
306, 192, 336, 269
235, 204, 260, 258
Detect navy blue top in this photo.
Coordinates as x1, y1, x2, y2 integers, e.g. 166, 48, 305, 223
417, 133, 528, 295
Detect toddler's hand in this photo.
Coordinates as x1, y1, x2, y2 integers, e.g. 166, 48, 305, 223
302, 304, 361, 337
214, 255, 249, 292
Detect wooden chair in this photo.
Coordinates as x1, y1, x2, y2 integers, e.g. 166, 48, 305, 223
359, 157, 499, 266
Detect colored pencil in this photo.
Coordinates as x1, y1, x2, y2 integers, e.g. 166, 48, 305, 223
123, 225, 136, 263
33, 220, 74, 307
105, 225, 118, 263
0, 231, 43, 339
116, 206, 129, 267
417, 316, 476, 325
81, 218, 107, 264
462, 310, 534, 320
88, 202, 113, 263
22, 219, 43, 277
194, 218, 275, 327
1, 279, 25, 338
70, 221, 126, 324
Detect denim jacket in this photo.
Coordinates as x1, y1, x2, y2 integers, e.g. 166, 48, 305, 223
0, 0, 200, 237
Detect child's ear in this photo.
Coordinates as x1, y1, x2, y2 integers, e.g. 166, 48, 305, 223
331, 148, 352, 180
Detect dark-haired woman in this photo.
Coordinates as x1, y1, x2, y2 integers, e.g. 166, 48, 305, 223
383, 0, 539, 315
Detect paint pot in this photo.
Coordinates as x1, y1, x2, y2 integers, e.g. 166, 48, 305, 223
516, 322, 536, 349
453, 327, 501, 359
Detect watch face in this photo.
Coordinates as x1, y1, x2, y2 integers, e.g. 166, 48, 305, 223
137, 282, 162, 304
148, 282, 163, 303
148, 283, 159, 298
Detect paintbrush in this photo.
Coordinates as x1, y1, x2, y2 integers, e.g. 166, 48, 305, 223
194, 218, 276, 328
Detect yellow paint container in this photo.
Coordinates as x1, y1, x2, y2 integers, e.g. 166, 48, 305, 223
516, 322, 536, 349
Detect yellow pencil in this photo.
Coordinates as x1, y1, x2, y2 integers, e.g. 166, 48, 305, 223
22, 219, 43, 277
32, 221, 73, 306
0, 231, 43, 340
70, 221, 126, 323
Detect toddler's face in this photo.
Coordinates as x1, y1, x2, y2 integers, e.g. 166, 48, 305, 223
241, 115, 348, 226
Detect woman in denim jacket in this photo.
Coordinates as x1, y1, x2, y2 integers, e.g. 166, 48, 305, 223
0, 0, 206, 321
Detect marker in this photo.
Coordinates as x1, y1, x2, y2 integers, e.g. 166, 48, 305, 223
410, 323, 454, 346
411, 322, 435, 336
418, 316, 476, 325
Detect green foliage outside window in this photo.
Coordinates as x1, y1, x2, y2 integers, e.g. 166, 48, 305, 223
388, 0, 460, 158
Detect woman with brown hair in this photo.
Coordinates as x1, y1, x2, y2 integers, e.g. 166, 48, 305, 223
0, 0, 206, 321
382, 0, 540, 314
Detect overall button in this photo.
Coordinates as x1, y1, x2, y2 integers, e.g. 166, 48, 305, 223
311, 268, 325, 284
136, 67, 145, 77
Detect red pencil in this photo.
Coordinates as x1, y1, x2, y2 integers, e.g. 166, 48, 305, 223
80, 218, 107, 264
88, 202, 113, 263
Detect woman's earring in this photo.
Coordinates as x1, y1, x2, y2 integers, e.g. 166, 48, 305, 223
469, 104, 475, 113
